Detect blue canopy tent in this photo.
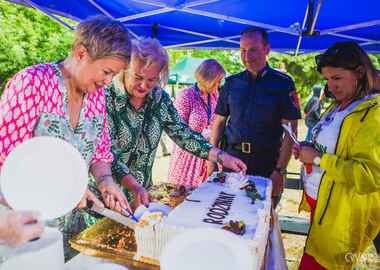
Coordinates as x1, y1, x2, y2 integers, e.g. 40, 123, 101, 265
4, 0, 380, 55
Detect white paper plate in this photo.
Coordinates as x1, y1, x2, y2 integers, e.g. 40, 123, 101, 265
133, 202, 172, 220
83, 263, 128, 270
1, 137, 88, 220
160, 228, 253, 270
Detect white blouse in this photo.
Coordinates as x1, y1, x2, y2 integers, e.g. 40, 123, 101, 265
301, 95, 375, 200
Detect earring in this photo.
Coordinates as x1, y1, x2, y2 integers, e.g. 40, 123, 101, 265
355, 80, 358, 87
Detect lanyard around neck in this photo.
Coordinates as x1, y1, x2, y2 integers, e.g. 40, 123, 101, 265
312, 105, 341, 145
194, 83, 211, 125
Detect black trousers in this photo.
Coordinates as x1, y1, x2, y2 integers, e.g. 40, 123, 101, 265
374, 231, 380, 257
223, 144, 281, 208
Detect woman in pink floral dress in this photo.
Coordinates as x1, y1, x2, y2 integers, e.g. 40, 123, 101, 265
0, 16, 132, 261
168, 59, 226, 187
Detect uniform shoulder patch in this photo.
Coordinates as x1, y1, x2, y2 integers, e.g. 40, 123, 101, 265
225, 71, 245, 81
289, 90, 300, 109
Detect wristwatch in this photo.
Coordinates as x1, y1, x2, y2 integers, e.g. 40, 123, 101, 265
274, 167, 287, 176
313, 153, 324, 166
216, 151, 226, 166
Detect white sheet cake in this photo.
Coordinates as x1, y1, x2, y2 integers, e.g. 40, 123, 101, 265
134, 172, 272, 269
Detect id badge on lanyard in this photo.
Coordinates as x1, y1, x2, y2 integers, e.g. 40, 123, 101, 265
194, 83, 211, 125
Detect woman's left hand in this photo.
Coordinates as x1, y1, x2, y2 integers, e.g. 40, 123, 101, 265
296, 145, 321, 165
221, 154, 247, 175
131, 185, 150, 209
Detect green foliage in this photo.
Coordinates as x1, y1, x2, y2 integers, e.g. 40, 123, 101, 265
0, 0, 76, 94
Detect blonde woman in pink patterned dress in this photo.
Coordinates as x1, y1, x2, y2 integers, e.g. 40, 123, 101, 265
0, 16, 132, 261
168, 59, 226, 187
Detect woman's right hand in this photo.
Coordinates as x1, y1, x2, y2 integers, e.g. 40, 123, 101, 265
97, 178, 132, 213
0, 210, 45, 248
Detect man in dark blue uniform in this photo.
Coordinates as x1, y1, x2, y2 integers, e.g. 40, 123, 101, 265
208, 27, 301, 208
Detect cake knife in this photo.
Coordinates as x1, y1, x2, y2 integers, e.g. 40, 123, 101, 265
87, 200, 137, 228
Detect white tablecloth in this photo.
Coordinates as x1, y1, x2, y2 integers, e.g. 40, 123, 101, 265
66, 209, 287, 270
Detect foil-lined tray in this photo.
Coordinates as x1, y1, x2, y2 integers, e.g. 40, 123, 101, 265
70, 183, 195, 269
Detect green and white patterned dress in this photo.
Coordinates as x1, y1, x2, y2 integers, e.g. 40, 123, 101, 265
106, 80, 213, 201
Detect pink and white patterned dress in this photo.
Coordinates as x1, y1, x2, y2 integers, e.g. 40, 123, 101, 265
0, 61, 113, 260
167, 85, 219, 187
0, 61, 113, 171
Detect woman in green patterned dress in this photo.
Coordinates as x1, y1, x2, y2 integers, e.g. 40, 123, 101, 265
106, 38, 247, 208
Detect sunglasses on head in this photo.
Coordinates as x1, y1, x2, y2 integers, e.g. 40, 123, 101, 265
315, 48, 351, 65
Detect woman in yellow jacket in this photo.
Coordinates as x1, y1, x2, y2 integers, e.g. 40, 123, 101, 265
294, 41, 380, 269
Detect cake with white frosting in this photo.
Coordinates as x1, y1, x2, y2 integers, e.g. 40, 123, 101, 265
134, 172, 272, 269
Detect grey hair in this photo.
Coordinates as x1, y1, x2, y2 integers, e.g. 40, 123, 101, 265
127, 37, 169, 89
71, 15, 131, 63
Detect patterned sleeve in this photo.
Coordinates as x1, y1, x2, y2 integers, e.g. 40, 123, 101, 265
0, 70, 42, 171
163, 92, 213, 160
105, 86, 131, 184
174, 87, 192, 124
91, 89, 114, 165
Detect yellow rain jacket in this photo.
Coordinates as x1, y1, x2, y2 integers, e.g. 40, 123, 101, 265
304, 94, 380, 269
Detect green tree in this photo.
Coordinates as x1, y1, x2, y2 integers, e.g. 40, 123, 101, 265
0, 0, 76, 94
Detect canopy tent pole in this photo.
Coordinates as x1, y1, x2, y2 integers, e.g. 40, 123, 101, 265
125, 23, 240, 48
121, 0, 218, 22
4, 0, 380, 54
21, 0, 74, 30
295, 4, 309, 56
119, 8, 172, 22
152, 23, 159, 38
319, 19, 380, 46
320, 19, 380, 35
131, 0, 300, 36
87, 0, 141, 40
295, 0, 322, 56
327, 33, 380, 46
87, 0, 115, 19
310, 0, 322, 36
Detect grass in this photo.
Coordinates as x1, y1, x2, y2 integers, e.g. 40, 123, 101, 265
151, 120, 380, 269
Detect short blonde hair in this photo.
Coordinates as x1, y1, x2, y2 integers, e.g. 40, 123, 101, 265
71, 15, 131, 62
194, 59, 226, 90
128, 37, 169, 89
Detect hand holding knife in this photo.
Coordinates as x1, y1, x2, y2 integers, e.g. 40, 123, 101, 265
87, 200, 138, 228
